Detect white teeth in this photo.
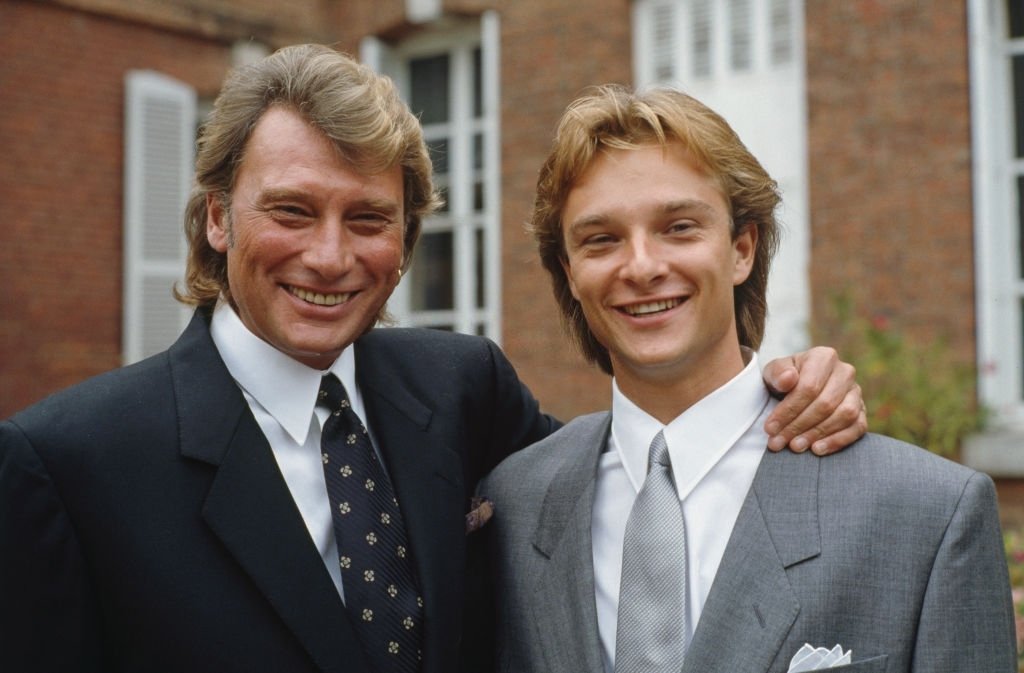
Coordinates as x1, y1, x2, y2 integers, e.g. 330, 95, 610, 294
624, 298, 682, 316
289, 286, 352, 306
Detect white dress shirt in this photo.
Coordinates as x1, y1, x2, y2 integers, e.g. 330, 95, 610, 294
210, 301, 375, 601
591, 353, 776, 672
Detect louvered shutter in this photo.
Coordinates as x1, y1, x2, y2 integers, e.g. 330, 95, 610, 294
123, 71, 195, 363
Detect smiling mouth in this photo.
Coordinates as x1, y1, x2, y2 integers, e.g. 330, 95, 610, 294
287, 285, 353, 307
622, 298, 684, 316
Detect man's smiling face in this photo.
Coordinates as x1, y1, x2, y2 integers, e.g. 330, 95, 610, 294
560, 142, 755, 396
206, 106, 406, 370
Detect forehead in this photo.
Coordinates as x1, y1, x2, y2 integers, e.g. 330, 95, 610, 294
563, 143, 727, 224
235, 107, 404, 201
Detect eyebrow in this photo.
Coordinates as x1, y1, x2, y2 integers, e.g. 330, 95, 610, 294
566, 198, 719, 234
256, 188, 402, 215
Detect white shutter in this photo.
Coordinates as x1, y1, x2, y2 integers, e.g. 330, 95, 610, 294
770, 0, 794, 65
692, 0, 714, 78
633, 0, 682, 86
123, 70, 195, 364
728, 0, 753, 71
651, 2, 679, 82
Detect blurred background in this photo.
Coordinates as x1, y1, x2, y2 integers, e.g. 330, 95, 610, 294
1, 0, 1022, 596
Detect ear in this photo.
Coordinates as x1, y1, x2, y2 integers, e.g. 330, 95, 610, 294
732, 222, 757, 286
206, 192, 230, 253
559, 256, 580, 300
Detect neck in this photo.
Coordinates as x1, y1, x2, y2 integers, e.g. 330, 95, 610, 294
615, 346, 747, 424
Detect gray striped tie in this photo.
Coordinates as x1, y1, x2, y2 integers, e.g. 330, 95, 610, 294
614, 430, 689, 673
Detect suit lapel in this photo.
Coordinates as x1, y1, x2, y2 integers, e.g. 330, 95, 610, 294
354, 339, 464, 673
530, 414, 610, 673
172, 312, 366, 673
683, 449, 821, 673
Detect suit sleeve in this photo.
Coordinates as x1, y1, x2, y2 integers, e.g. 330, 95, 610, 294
0, 420, 102, 672
475, 338, 561, 478
911, 471, 1017, 672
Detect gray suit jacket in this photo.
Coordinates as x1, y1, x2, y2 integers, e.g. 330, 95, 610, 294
480, 412, 1016, 672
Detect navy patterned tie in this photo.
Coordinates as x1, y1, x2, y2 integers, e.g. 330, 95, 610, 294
318, 374, 424, 672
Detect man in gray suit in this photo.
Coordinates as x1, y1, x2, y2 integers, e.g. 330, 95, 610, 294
481, 85, 1016, 672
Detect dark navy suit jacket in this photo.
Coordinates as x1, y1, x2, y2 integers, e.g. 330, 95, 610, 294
0, 308, 556, 672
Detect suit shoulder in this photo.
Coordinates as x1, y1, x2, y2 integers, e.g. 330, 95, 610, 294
823, 432, 989, 505
4, 352, 173, 448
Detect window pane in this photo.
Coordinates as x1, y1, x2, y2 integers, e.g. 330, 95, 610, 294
473, 181, 485, 212
410, 54, 450, 124
475, 227, 486, 309
1011, 0, 1024, 38
473, 47, 483, 118
409, 231, 454, 310
1015, 55, 1024, 158
428, 138, 449, 175
729, 0, 753, 71
1018, 175, 1024, 279
692, 0, 712, 78
472, 133, 484, 170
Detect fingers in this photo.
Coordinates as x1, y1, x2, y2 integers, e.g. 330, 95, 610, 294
764, 347, 867, 453
763, 346, 841, 441
778, 386, 868, 455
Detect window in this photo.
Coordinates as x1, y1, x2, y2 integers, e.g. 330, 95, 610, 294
122, 71, 195, 363
362, 14, 501, 339
971, 0, 1024, 427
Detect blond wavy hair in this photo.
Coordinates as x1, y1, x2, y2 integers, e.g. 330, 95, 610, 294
530, 85, 781, 374
176, 43, 440, 308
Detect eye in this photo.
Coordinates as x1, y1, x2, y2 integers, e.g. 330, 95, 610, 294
267, 204, 313, 225
582, 232, 617, 246
349, 211, 399, 235
665, 220, 693, 234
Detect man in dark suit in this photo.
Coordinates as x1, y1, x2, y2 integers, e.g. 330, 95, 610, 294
0, 47, 865, 672
482, 85, 1015, 672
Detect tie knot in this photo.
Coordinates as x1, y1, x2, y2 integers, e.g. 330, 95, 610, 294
647, 430, 670, 472
318, 374, 351, 412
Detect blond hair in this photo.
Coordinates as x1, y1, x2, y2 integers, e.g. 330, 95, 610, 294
177, 43, 440, 307
530, 85, 781, 374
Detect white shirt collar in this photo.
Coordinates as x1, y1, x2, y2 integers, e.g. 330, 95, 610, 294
610, 350, 770, 500
209, 301, 359, 445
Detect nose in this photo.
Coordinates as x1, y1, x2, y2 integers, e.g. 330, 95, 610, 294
303, 221, 355, 278
620, 233, 668, 286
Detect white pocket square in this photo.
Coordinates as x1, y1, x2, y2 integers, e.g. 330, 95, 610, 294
787, 643, 852, 672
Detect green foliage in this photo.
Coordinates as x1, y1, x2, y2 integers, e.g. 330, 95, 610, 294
819, 294, 984, 458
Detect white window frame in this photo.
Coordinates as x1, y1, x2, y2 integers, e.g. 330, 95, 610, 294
362, 12, 502, 341
971, 0, 1024, 428
122, 70, 195, 364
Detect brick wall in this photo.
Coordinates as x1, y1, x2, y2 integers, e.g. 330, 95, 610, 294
805, 0, 975, 368
0, 1, 231, 416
